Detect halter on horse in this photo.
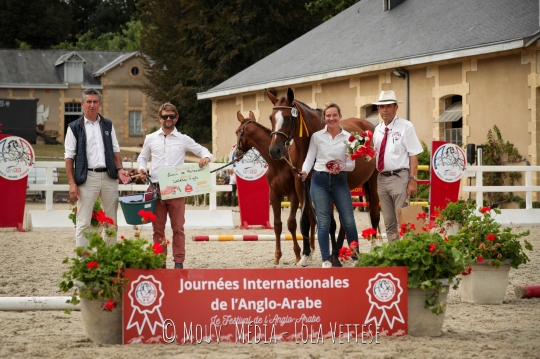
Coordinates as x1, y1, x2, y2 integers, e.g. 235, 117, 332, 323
267, 87, 380, 267
234, 111, 316, 265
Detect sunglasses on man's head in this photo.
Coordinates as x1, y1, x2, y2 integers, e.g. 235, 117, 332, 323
160, 114, 177, 120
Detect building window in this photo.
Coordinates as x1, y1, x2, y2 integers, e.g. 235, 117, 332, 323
435, 95, 462, 145
129, 111, 142, 136
130, 66, 141, 77
65, 102, 82, 114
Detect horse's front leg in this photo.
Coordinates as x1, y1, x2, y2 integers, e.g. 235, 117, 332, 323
287, 197, 301, 264
270, 191, 283, 265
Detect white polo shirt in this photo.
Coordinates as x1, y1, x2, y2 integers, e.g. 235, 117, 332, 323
373, 116, 423, 172
302, 125, 355, 173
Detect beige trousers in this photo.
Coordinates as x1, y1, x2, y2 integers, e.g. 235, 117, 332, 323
75, 171, 119, 247
377, 170, 410, 241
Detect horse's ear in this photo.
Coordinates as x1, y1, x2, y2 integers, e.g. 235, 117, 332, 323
237, 110, 245, 122
248, 111, 256, 120
287, 88, 295, 104
266, 88, 278, 105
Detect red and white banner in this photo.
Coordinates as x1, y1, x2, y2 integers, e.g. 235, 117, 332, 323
123, 267, 408, 344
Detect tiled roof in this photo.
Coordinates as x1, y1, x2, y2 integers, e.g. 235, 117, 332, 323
199, 0, 539, 98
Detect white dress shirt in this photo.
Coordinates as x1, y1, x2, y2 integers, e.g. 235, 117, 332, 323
137, 127, 213, 183
64, 115, 120, 168
301, 125, 355, 174
373, 116, 423, 172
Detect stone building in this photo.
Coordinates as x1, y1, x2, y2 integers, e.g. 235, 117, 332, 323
0, 50, 159, 146
198, 0, 540, 174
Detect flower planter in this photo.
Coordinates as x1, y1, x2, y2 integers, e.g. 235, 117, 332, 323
459, 261, 511, 304
80, 298, 123, 344
408, 282, 449, 336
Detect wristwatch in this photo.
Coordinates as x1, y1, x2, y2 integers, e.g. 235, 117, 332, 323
410, 176, 418, 180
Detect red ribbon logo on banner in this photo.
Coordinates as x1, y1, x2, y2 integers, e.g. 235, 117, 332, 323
127, 275, 165, 335
364, 273, 404, 329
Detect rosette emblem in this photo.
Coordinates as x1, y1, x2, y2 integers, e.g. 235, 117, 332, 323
127, 275, 165, 335
364, 273, 404, 329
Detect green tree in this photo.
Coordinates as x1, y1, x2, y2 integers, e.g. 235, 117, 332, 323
65, 0, 138, 41
0, 0, 72, 48
482, 125, 524, 204
138, 0, 324, 142
53, 20, 142, 51
305, 0, 359, 21
414, 141, 430, 201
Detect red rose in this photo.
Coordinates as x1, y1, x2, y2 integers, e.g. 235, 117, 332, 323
486, 233, 496, 241
348, 135, 355, 142
477, 256, 484, 262
86, 261, 99, 269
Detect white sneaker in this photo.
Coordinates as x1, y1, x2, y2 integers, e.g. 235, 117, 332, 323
297, 254, 311, 267
322, 261, 332, 268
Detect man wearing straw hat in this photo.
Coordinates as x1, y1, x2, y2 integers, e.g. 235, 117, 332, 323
137, 103, 213, 269
371, 90, 423, 241
64, 88, 132, 247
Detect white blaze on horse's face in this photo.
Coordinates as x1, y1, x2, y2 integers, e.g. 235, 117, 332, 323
273, 110, 284, 138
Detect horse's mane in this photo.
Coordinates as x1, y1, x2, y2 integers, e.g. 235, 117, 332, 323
243, 119, 272, 134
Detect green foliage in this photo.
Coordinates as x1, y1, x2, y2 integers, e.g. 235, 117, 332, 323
68, 199, 102, 227
435, 200, 475, 227
356, 230, 472, 314
59, 230, 165, 311
0, 0, 72, 48
451, 207, 532, 269
138, 0, 325, 143
482, 126, 524, 204
66, 0, 139, 41
305, 0, 359, 21
53, 20, 142, 51
415, 141, 431, 201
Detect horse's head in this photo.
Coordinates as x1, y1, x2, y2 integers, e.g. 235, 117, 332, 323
268, 88, 297, 160
234, 110, 257, 159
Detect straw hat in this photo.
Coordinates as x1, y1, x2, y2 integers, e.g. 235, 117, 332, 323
372, 90, 402, 105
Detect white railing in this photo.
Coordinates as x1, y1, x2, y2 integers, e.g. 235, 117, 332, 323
27, 161, 232, 211
462, 165, 540, 225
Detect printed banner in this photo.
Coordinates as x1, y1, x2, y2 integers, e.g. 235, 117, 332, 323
123, 267, 408, 345
157, 164, 211, 200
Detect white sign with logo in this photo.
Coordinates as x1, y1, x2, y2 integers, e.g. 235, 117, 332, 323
0, 136, 35, 180
432, 143, 467, 183
229, 144, 268, 181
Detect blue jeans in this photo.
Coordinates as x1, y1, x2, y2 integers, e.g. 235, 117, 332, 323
310, 171, 359, 261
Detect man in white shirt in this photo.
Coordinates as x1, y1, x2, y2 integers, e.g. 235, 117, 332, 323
372, 91, 423, 241
64, 88, 131, 247
137, 103, 213, 269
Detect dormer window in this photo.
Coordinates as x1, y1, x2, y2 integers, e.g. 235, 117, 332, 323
55, 51, 86, 84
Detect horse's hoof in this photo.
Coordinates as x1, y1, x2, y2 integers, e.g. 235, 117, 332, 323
332, 261, 343, 268
296, 254, 311, 267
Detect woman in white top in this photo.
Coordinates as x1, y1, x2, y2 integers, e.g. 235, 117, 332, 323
300, 103, 358, 268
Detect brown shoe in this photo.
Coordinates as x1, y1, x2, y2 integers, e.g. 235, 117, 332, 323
174, 262, 184, 269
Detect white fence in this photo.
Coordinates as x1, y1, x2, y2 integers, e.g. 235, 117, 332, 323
27, 161, 232, 211
462, 165, 540, 226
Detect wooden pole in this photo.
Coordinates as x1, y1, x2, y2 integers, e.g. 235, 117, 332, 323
514, 285, 540, 299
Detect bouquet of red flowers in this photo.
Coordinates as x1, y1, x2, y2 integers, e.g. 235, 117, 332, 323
344, 130, 375, 161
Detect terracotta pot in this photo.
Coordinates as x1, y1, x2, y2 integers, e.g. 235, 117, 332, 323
408, 282, 449, 337
459, 261, 511, 304
80, 298, 123, 344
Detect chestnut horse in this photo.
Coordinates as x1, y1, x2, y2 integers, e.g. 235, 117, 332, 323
267, 88, 380, 266
234, 111, 316, 265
